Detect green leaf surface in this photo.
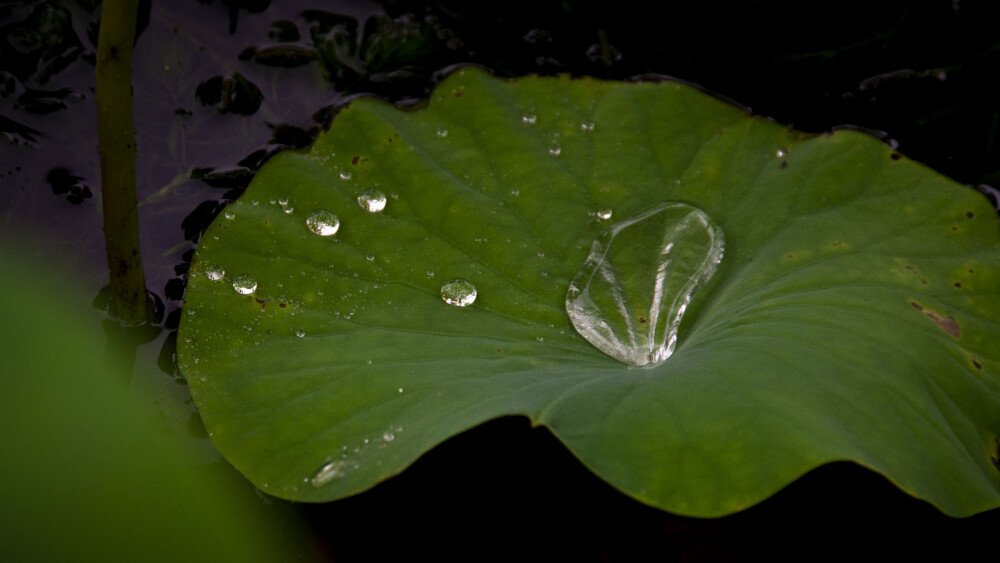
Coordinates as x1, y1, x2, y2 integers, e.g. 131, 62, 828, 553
178, 67, 1000, 516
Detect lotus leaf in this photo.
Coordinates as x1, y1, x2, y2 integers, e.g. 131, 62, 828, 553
178, 67, 1000, 516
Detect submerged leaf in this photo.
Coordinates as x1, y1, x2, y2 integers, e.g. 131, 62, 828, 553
178, 68, 1000, 517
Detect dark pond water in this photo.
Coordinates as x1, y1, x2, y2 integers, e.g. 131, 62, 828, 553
2, 0, 998, 560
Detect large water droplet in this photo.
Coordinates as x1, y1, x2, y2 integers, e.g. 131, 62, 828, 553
566, 202, 724, 367
205, 265, 225, 281
306, 210, 340, 236
357, 189, 387, 213
441, 278, 477, 307
232, 274, 258, 295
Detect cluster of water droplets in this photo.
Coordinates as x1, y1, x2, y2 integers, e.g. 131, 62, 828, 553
309, 423, 405, 488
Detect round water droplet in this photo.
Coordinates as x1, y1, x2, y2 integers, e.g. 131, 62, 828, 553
775, 148, 787, 158
306, 210, 340, 236
441, 278, 477, 307
232, 274, 257, 295
296, 328, 306, 338
283, 206, 294, 214
436, 127, 448, 137
205, 265, 225, 281
398, 388, 404, 393
357, 188, 387, 213
366, 254, 375, 262
510, 189, 520, 196
339, 170, 352, 180
224, 211, 235, 220
522, 113, 537, 124
426, 270, 435, 278
277, 197, 289, 206
548, 143, 562, 156
581, 121, 595, 131
593, 208, 613, 220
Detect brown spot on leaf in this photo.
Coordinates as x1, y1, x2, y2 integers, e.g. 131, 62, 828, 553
638, 317, 647, 324
890, 153, 901, 160
910, 302, 924, 311
972, 359, 982, 370
966, 211, 974, 218
780, 160, 788, 169
832, 241, 842, 247
921, 279, 928, 285
951, 226, 958, 231
786, 254, 794, 258
954, 282, 962, 288
278, 302, 287, 308
351, 156, 359, 165
905, 265, 915, 271
925, 310, 961, 338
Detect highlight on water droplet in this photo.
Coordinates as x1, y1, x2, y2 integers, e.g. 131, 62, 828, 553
436, 127, 448, 137
566, 202, 724, 367
296, 328, 306, 338
522, 113, 537, 124
205, 265, 225, 281
775, 148, 787, 158
224, 211, 235, 220
232, 274, 258, 295
306, 210, 340, 236
339, 170, 352, 180
548, 143, 562, 156
581, 121, 595, 131
357, 188, 387, 213
591, 208, 613, 221
440, 278, 477, 307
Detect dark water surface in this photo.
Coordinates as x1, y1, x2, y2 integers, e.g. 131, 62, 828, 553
2, 0, 998, 560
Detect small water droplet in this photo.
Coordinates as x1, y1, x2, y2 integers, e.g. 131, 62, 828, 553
232, 274, 257, 295
205, 265, 225, 281
398, 388, 404, 393
592, 208, 613, 221
339, 170, 352, 180
306, 210, 340, 236
581, 121, 595, 131
426, 270, 435, 278
357, 188, 387, 213
366, 254, 375, 262
310, 460, 347, 487
382, 431, 395, 442
296, 328, 306, 338
548, 143, 562, 156
436, 127, 448, 137
522, 113, 537, 124
775, 148, 787, 158
277, 197, 289, 206
224, 211, 235, 220
510, 189, 520, 196
283, 206, 294, 214
536, 336, 544, 342
441, 278, 477, 307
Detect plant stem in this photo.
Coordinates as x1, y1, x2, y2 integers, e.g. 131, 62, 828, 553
96, 0, 147, 326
